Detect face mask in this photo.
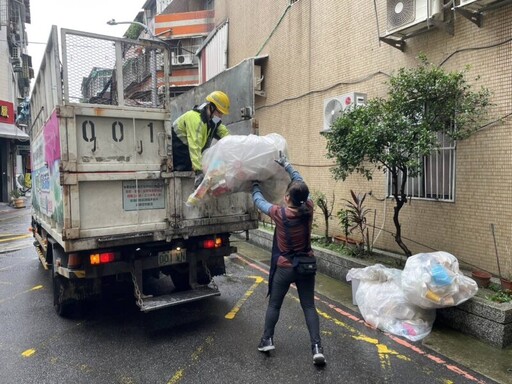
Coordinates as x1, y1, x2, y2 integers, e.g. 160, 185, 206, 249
211, 116, 222, 126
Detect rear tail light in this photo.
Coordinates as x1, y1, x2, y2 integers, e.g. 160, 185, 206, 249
203, 237, 223, 249
90, 252, 116, 265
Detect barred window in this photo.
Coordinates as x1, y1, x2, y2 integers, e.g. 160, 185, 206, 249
387, 133, 456, 201
0, 0, 7, 26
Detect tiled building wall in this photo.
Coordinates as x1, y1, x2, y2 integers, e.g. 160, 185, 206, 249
0, 28, 12, 101
215, 0, 512, 274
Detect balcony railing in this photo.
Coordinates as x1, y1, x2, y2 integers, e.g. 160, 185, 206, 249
155, 10, 214, 39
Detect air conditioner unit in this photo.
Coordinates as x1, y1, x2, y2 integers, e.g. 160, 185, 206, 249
385, 0, 443, 35
322, 92, 367, 133
172, 53, 194, 66
11, 46, 21, 65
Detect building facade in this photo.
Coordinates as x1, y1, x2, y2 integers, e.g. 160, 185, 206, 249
0, 0, 32, 202
134, 0, 216, 99
206, 0, 511, 274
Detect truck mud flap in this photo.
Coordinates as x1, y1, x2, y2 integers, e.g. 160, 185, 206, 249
138, 286, 220, 312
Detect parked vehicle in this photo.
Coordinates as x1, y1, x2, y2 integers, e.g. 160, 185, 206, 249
29, 26, 259, 316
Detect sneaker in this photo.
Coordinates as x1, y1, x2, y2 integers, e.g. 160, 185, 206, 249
312, 344, 326, 366
257, 337, 275, 352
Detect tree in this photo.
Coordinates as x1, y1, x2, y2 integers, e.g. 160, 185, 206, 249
325, 55, 491, 256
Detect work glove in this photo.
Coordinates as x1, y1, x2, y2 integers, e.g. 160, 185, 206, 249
194, 171, 204, 188
274, 151, 290, 168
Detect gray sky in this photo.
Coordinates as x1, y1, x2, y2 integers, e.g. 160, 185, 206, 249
26, 0, 145, 76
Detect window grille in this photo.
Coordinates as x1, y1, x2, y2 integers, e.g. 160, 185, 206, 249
0, 0, 7, 26
387, 133, 456, 201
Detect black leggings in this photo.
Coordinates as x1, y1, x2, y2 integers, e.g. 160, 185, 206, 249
263, 267, 321, 346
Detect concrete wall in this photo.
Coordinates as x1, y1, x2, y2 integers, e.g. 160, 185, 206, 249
213, 0, 512, 276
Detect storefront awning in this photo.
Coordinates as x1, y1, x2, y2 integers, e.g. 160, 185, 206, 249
0, 122, 29, 141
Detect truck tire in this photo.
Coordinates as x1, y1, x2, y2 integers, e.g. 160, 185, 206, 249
52, 263, 76, 317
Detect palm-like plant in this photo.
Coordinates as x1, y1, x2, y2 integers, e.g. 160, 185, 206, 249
344, 190, 372, 253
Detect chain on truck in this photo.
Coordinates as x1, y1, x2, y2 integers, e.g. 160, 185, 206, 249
29, 26, 259, 316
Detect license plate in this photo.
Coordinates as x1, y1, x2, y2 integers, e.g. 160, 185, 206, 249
158, 249, 186, 266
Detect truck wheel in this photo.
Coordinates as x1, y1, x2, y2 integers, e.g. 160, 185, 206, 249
52, 265, 76, 317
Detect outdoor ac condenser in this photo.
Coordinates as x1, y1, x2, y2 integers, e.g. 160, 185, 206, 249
385, 0, 443, 35
321, 92, 367, 134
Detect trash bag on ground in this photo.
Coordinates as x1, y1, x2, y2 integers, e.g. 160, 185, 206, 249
347, 264, 436, 342
187, 133, 290, 206
401, 251, 478, 309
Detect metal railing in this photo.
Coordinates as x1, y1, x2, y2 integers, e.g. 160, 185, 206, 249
61, 28, 170, 109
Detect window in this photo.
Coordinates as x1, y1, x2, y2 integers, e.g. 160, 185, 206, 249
388, 133, 456, 201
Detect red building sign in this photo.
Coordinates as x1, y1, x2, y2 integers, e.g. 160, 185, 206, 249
0, 100, 15, 125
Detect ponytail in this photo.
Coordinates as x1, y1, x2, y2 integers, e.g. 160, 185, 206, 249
287, 181, 311, 218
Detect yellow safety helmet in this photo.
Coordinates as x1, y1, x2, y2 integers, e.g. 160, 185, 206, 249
206, 91, 230, 115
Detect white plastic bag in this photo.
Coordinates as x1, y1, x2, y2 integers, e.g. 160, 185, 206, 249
347, 264, 435, 342
186, 133, 290, 205
401, 251, 478, 309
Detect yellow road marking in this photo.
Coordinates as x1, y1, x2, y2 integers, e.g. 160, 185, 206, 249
225, 275, 264, 320
0, 234, 31, 243
167, 335, 214, 384
21, 349, 36, 357
167, 370, 184, 383
287, 292, 411, 375
232, 267, 414, 375
21, 321, 85, 368
317, 307, 410, 371
0, 285, 43, 305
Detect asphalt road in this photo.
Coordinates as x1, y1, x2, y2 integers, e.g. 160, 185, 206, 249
0, 236, 496, 384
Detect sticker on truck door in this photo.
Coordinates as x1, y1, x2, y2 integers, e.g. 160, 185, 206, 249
122, 179, 165, 211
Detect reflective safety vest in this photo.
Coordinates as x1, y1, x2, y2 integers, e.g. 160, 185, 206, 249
172, 108, 229, 172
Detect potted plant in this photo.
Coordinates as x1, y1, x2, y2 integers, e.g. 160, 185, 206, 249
500, 257, 512, 291
9, 189, 26, 209
333, 190, 371, 255
471, 270, 492, 288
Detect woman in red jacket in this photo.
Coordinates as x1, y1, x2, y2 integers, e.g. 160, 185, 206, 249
251, 155, 325, 366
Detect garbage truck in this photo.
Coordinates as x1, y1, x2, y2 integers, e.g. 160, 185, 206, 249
29, 26, 260, 316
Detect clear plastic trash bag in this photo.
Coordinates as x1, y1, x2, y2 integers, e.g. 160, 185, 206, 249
401, 251, 478, 309
187, 133, 289, 206
347, 264, 436, 342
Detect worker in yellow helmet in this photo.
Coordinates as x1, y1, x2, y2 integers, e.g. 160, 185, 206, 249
171, 91, 231, 187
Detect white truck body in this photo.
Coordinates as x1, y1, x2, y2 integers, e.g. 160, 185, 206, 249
30, 26, 259, 315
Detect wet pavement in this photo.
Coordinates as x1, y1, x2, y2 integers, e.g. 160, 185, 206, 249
232, 240, 512, 384
1, 201, 512, 383
0, 198, 33, 254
